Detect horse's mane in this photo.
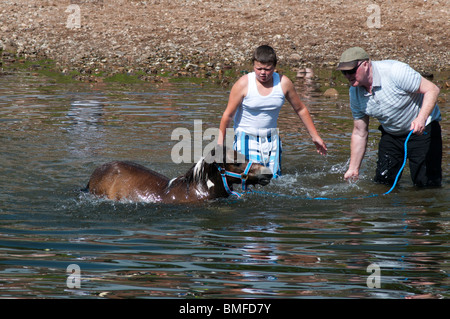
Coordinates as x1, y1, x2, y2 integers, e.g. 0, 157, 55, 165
167, 157, 217, 190
184, 157, 216, 185
171, 146, 236, 190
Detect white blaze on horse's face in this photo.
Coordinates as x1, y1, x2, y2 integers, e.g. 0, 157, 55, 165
206, 179, 215, 189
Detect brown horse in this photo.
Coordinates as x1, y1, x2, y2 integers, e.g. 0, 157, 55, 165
85, 146, 272, 203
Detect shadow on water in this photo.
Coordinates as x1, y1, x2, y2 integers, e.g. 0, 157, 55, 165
0, 72, 448, 299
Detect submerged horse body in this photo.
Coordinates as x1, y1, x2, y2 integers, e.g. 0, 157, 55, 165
85, 147, 272, 203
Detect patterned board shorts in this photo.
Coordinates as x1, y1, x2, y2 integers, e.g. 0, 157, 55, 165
233, 128, 282, 178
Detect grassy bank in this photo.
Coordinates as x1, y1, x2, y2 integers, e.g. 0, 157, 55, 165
1, 50, 448, 100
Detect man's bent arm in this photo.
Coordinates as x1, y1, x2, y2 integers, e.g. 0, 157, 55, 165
410, 77, 440, 135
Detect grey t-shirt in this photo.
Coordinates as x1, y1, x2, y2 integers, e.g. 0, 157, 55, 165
350, 60, 441, 135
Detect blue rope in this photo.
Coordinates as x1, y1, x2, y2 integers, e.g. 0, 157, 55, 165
249, 130, 414, 201
382, 130, 414, 195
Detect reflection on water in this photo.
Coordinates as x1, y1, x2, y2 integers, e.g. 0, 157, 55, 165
0, 72, 448, 299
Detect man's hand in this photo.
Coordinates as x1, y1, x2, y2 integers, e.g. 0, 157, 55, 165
410, 117, 427, 135
344, 168, 359, 182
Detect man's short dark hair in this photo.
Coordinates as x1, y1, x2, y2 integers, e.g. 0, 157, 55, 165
252, 45, 277, 67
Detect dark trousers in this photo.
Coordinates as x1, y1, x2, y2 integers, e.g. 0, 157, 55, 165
374, 121, 442, 187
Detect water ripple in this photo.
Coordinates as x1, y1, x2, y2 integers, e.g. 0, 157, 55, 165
0, 75, 448, 299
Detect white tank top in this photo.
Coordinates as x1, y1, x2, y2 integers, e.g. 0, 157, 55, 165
233, 72, 285, 135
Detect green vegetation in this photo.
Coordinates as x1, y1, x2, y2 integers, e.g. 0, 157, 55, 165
1, 56, 80, 84
1, 52, 448, 95
103, 72, 144, 84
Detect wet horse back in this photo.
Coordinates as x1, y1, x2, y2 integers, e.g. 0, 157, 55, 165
88, 161, 170, 201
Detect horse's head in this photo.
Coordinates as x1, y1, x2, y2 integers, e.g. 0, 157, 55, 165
205, 145, 273, 188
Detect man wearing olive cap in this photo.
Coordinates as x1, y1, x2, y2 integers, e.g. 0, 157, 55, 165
337, 47, 442, 187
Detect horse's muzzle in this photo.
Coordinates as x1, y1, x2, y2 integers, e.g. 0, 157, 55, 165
258, 174, 272, 186
256, 167, 273, 186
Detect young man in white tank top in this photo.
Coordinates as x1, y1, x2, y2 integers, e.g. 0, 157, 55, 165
218, 45, 327, 178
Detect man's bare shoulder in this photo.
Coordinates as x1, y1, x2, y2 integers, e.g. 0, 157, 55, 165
235, 73, 249, 87
279, 73, 294, 85
231, 73, 249, 95
279, 73, 295, 94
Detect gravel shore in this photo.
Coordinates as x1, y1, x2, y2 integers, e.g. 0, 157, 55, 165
0, 0, 449, 83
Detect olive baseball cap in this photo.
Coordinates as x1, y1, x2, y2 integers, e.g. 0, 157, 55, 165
336, 47, 370, 70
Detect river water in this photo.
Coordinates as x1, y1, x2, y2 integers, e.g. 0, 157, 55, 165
0, 71, 448, 299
